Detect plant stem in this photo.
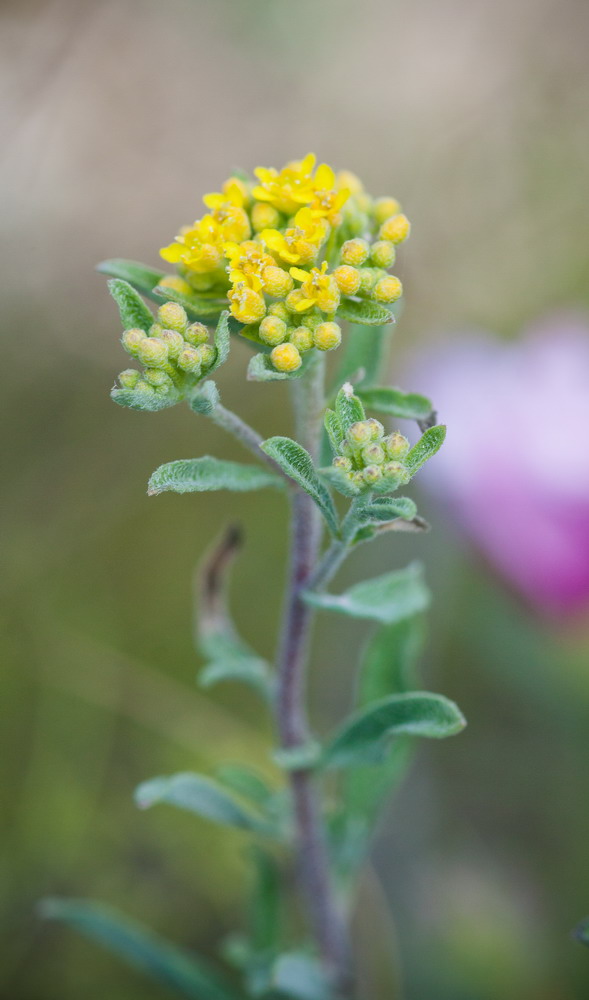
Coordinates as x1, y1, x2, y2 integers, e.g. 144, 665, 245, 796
206, 400, 292, 483
275, 356, 352, 994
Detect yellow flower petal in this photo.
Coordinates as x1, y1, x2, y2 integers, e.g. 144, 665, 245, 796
315, 163, 335, 189
159, 243, 184, 263
290, 266, 310, 282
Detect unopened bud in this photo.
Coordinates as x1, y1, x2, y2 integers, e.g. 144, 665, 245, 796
259, 315, 287, 346
337, 169, 363, 194
270, 342, 302, 372
158, 275, 193, 296
333, 265, 361, 296
379, 213, 411, 244
251, 202, 281, 232
384, 432, 410, 460
138, 337, 169, 368
366, 418, 385, 440
159, 329, 185, 360
144, 369, 173, 390
339, 440, 354, 459
357, 268, 381, 294
285, 289, 312, 313
118, 369, 140, 389
383, 461, 410, 484
370, 240, 396, 269
268, 301, 290, 323
263, 265, 293, 297
341, 238, 370, 267
122, 328, 147, 357
361, 443, 385, 466
313, 322, 341, 352
149, 323, 164, 338
373, 275, 403, 303
289, 325, 314, 353
195, 343, 216, 372
347, 421, 372, 447
184, 322, 209, 347
373, 197, 401, 226
177, 346, 202, 375
362, 464, 383, 485
333, 456, 352, 472
157, 301, 188, 333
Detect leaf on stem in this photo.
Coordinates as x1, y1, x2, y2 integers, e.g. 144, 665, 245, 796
260, 437, 339, 535
108, 278, 154, 332
97, 258, 165, 298
323, 692, 466, 768
189, 380, 220, 415
342, 497, 417, 542
336, 299, 394, 326
323, 408, 344, 454
303, 562, 430, 624
357, 386, 433, 421
247, 353, 307, 382
135, 772, 275, 835
39, 898, 240, 1000
405, 424, 446, 474
334, 382, 366, 435
111, 385, 183, 412
147, 457, 284, 496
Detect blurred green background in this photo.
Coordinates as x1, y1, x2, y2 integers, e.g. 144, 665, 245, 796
3, 0, 589, 997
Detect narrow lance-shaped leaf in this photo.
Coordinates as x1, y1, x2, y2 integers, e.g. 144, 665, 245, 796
336, 298, 394, 326
111, 384, 183, 413
39, 898, 240, 1000
357, 386, 434, 421
260, 437, 339, 536
323, 408, 343, 454
342, 497, 417, 542
334, 382, 365, 435
108, 278, 154, 332
323, 692, 467, 769
135, 772, 276, 835
98, 258, 165, 298
210, 310, 231, 372
405, 424, 446, 474
304, 562, 430, 624
148, 456, 284, 496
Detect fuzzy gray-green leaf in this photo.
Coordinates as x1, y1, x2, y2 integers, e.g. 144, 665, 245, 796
405, 424, 446, 474
323, 409, 343, 454
148, 457, 283, 496
199, 656, 273, 700
247, 353, 307, 382
334, 382, 365, 434
108, 278, 154, 332
357, 386, 433, 421
189, 380, 220, 415
304, 562, 430, 624
324, 692, 466, 768
210, 311, 231, 372
336, 298, 394, 326
98, 259, 165, 297
344, 497, 417, 541
260, 437, 339, 535
39, 898, 239, 1000
135, 772, 273, 834
111, 385, 183, 412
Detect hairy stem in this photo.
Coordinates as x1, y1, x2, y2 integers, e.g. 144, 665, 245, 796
207, 400, 292, 483
276, 356, 352, 993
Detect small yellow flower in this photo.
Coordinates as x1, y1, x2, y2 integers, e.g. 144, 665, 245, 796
261, 207, 328, 266
289, 262, 340, 314
333, 265, 361, 296
252, 153, 317, 214
228, 283, 267, 324
373, 275, 403, 303
224, 240, 274, 291
262, 265, 294, 297
307, 163, 351, 226
270, 342, 302, 372
160, 216, 224, 274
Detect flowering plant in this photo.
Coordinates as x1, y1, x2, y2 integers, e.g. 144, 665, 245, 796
42, 155, 466, 999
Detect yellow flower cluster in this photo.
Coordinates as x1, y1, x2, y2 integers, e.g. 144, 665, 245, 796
159, 154, 410, 372
330, 419, 411, 494
117, 302, 216, 400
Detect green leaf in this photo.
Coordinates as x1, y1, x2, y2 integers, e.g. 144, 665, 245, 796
334, 382, 365, 434
111, 385, 183, 412
317, 466, 362, 498
356, 386, 433, 421
199, 656, 273, 700
247, 846, 282, 958
216, 766, 276, 812
336, 298, 394, 326
108, 278, 154, 332
247, 353, 307, 382
39, 898, 239, 1000
323, 409, 343, 454
343, 497, 417, 541
97, 258, 165, 297
147, 456, 284, 496
405, 424, 446, 474
189, 380, 220, 415
210, 311, 231, 373
304, 562, 430, 624
323, 692, 466, 768
135, 772, 273, 835
260, 437, 339, 535
271, 953, 332, 1000
153, 284, 227, 323
357, 615, 425, 706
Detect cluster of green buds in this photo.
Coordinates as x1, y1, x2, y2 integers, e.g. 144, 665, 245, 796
155, 153, 410, 374
116, 301, 216, 403
328, 418, 412, 495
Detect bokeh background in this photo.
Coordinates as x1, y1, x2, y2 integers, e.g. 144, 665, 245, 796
3, 0, 589, 997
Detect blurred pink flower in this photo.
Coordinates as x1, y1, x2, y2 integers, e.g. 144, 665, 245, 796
412, 315, 589, 617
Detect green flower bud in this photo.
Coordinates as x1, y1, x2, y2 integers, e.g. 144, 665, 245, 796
259, 315, 288, 346
137, 337, 169, 368
118, 368, 141, 388
268, 301, 290, 323
370, 240, 396, 269
383, 432, 410, 460
122, 328, 147, 357
332, 456, 352, 472
313, 322, 342, 352
177, 346, 202, 375
341, 238, 370, 267
366, 418, 385, 440
339, 440, 355, 459
195, 343, 216, 372
383, 461, 410, 484
362, 464, 383, 485
347, 421, 373, 447
159, 329, 185, 360
144, 369, 173, 390
157, 301, 188, 333
184, 322, 209, 347
289, 325, 314, 353
357, 267, 382, 295
134, 379, 156, 396
361, 443, 385, 466
149, 323, 164, 338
